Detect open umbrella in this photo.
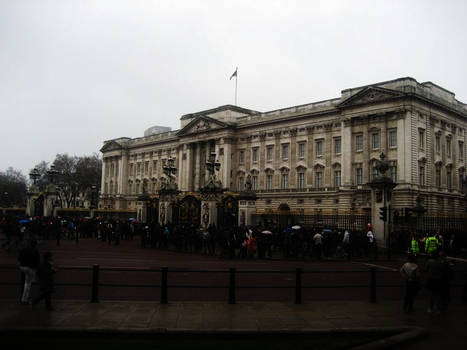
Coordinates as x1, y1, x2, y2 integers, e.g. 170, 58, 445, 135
261, 230, 272, 234
291, 225, 301, 230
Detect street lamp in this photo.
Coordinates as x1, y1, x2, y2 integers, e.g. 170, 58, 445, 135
90, 185, 98, 209
369, 152, 396, 260
29, 168, 41, 184
47, 165, 59, 184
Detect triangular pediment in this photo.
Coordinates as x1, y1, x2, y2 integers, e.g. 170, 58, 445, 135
338, 86, 405, 108
100, 140, 123, 153
176, 115, 232, 136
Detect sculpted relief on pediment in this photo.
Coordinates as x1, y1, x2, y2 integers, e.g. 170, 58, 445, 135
339, 87, 405, 108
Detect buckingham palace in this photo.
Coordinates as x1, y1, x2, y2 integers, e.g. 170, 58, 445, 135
99, 77, 467, 240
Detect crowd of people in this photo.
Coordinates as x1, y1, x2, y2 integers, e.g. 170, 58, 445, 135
2, 214, 467, 312
2, 215, 467, 261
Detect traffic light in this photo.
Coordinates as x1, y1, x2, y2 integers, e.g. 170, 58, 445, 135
379, 206, 387, 222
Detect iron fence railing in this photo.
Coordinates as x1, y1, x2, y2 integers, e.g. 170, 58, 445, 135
3, 264, 464, 305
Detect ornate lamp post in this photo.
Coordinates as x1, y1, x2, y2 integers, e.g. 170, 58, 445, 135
369, 152, 396, 259
46, 165, 59, 185
158, 156, 180, 225
29, 168, 41, 185
199, 152, 224, 228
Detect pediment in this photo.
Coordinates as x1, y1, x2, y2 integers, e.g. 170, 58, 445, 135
100, 140, 123, 153
338, 86, 405, 108
176, 115, 232, 136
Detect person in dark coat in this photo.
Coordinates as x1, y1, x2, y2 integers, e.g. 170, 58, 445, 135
18, 239, 40, 304
32, 251, 58, 310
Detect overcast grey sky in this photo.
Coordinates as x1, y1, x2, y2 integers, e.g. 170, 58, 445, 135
1, 0, 466, 177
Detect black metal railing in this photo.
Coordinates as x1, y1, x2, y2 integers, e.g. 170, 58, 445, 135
2, 264, 464, 305
0, 265, 411, 304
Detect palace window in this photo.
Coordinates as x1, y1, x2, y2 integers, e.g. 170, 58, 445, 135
334, 137, 341, 155
129, 163, 134, 177
137, 163, 141, 175
282, 144, 289, 160
459, 141, 464, 160
145, 161, 149, 175
419, 166, 425, 185
390, 165, 397, 183
298, 143, 305, 158
447, 138, 452, 157
389, 129, 397, 148
281, 174, 289, 189
315, 171, 323, 188
356, 167, 363, 185
316, 139, 323, 156
436, 135, 441, 153
252, 148, 259, 163
297, 172, 305, 189
266, 174, 273, 190
372, 132, 380, 150
447, 169, 452, 190
334, 170, 341, 187
355, 134, 363, 152
266, 146, 273, 162
252, 175, 258, 190
419, 129, 425, 149
239, 150, 245, 164
436, 168, 441, 188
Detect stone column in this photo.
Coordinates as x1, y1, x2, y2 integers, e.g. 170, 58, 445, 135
101, 160, 107, 194
222, 139, 232, 191
194, 143, 200, 191
399, 111, 412, 184
187, 143, 194, 191
342, 120, 353, 186
178, 146, 184, 190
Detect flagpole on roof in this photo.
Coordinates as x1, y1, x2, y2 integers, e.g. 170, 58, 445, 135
230, 67, 238, 105
235, 66, 238, 106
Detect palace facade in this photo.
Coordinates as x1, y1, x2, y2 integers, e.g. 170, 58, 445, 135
100, 77, 467, 234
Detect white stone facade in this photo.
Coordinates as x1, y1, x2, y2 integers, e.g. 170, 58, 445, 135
100, 77, 467, 222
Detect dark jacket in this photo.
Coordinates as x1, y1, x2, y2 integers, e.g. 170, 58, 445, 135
37, 261, 55, 292
18, 246, 40, 269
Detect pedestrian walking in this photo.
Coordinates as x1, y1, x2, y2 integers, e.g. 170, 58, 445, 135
400, 254, 421, 313
18, 239, 40, 304
32, 251, 58, 311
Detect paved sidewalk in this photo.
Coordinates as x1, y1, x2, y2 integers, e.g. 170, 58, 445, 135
1, 299, 466, 349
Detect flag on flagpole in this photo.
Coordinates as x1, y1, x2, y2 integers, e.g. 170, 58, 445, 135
229, 68, 237, 80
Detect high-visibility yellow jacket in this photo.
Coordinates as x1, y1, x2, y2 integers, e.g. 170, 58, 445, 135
425, 236, 439, 254
411, 239, 419, 253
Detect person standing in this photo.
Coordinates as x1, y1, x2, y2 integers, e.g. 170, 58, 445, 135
32, 251, 58, 310
18, 240, 40, 304
410, 234, 420, 257
366, 229, 375, 258
400, 254, 421, 312
313, 232, 323, 260
343, 230, 351, 260
425, 233, 439, 257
